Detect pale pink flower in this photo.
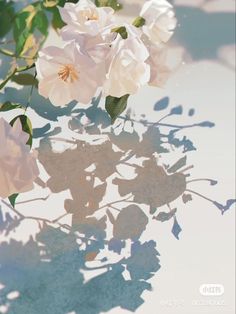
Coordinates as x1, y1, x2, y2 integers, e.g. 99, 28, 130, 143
104, 25, 150, 98
0, 118, 39, 199
140, 0, 177, 44
35, 41, 105, 106
147, 44, 171, 87
59, 0, 115, 37
60, 31, 114, 65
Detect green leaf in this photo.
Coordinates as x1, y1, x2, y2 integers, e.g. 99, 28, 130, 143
10, 115, 33, 147
13, 4, 48, 56
43, 0, 59, 8
105, 94, 129, 124
51, 7, 66, 30
0, 0, 15, 38
32, 10, 48, 36
111, 26, 128, 39
8, 194, 19, 208
11, 73, 38, 86
14, 11, 32, 56
0, 101, 24, 112
95, 0, 122, 11
132, 16, 145, 28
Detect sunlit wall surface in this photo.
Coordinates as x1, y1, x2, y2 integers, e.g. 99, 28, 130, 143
0, 1, 235, 314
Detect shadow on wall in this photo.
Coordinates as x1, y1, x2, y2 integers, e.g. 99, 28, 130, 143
121, 2, 235, 61
0, 225, 159, 314
0, 84, 77, 122
1, 96, 235, 314
174, 5, 235, 60
0, 2, 235, 313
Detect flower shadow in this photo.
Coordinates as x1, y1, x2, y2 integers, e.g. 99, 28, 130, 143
1, 97, 235, 314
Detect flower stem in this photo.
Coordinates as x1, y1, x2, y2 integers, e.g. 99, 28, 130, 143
24, 70, 37, 113
0, 47, 37, 60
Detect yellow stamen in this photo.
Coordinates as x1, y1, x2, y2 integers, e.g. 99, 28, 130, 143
58, 65, 79, 83
87, 13, 98, 21
82, 10, 98, 21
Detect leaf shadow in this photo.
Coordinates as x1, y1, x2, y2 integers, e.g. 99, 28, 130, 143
1, 97, 234, 314
0, 225, 160, 314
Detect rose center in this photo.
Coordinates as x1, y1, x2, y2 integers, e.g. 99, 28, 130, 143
58, 65, 79, 83
83, 10, 98, 21
87, 13, 98, 20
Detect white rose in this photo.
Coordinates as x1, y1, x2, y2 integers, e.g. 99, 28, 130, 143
35, 41, 106, 106
60, 30, 114, 65
104, 25, 150, 98
140, 0, 177, 44
0, 118, 39, 199
147, 44, 171, 87
59, 0, 115, 37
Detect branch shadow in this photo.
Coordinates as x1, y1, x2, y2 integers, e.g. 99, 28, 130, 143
1, 97, 234, 314
0, 225, 159, 314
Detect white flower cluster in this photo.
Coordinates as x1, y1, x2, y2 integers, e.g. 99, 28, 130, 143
0, 118, 39, 199
36, 0, 176, 106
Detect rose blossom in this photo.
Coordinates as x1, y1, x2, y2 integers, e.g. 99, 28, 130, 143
147, 43, 171, 87
60, 31, 114, 65
35, 41, 105, 106
104, 25, 150, 98
59, 0, 115, 67
0, 118, 39, 199
59, 0, 115, 37
140, 0, 177, 44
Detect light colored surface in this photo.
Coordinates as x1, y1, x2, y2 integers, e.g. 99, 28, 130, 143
0, 1, 235, 314
113, 1, 235, 313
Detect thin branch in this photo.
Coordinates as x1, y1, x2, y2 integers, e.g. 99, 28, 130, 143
24, 70, 37, 113
0, 68, 17, 90
0, 63, 35, 90
0, 48, 36, 60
